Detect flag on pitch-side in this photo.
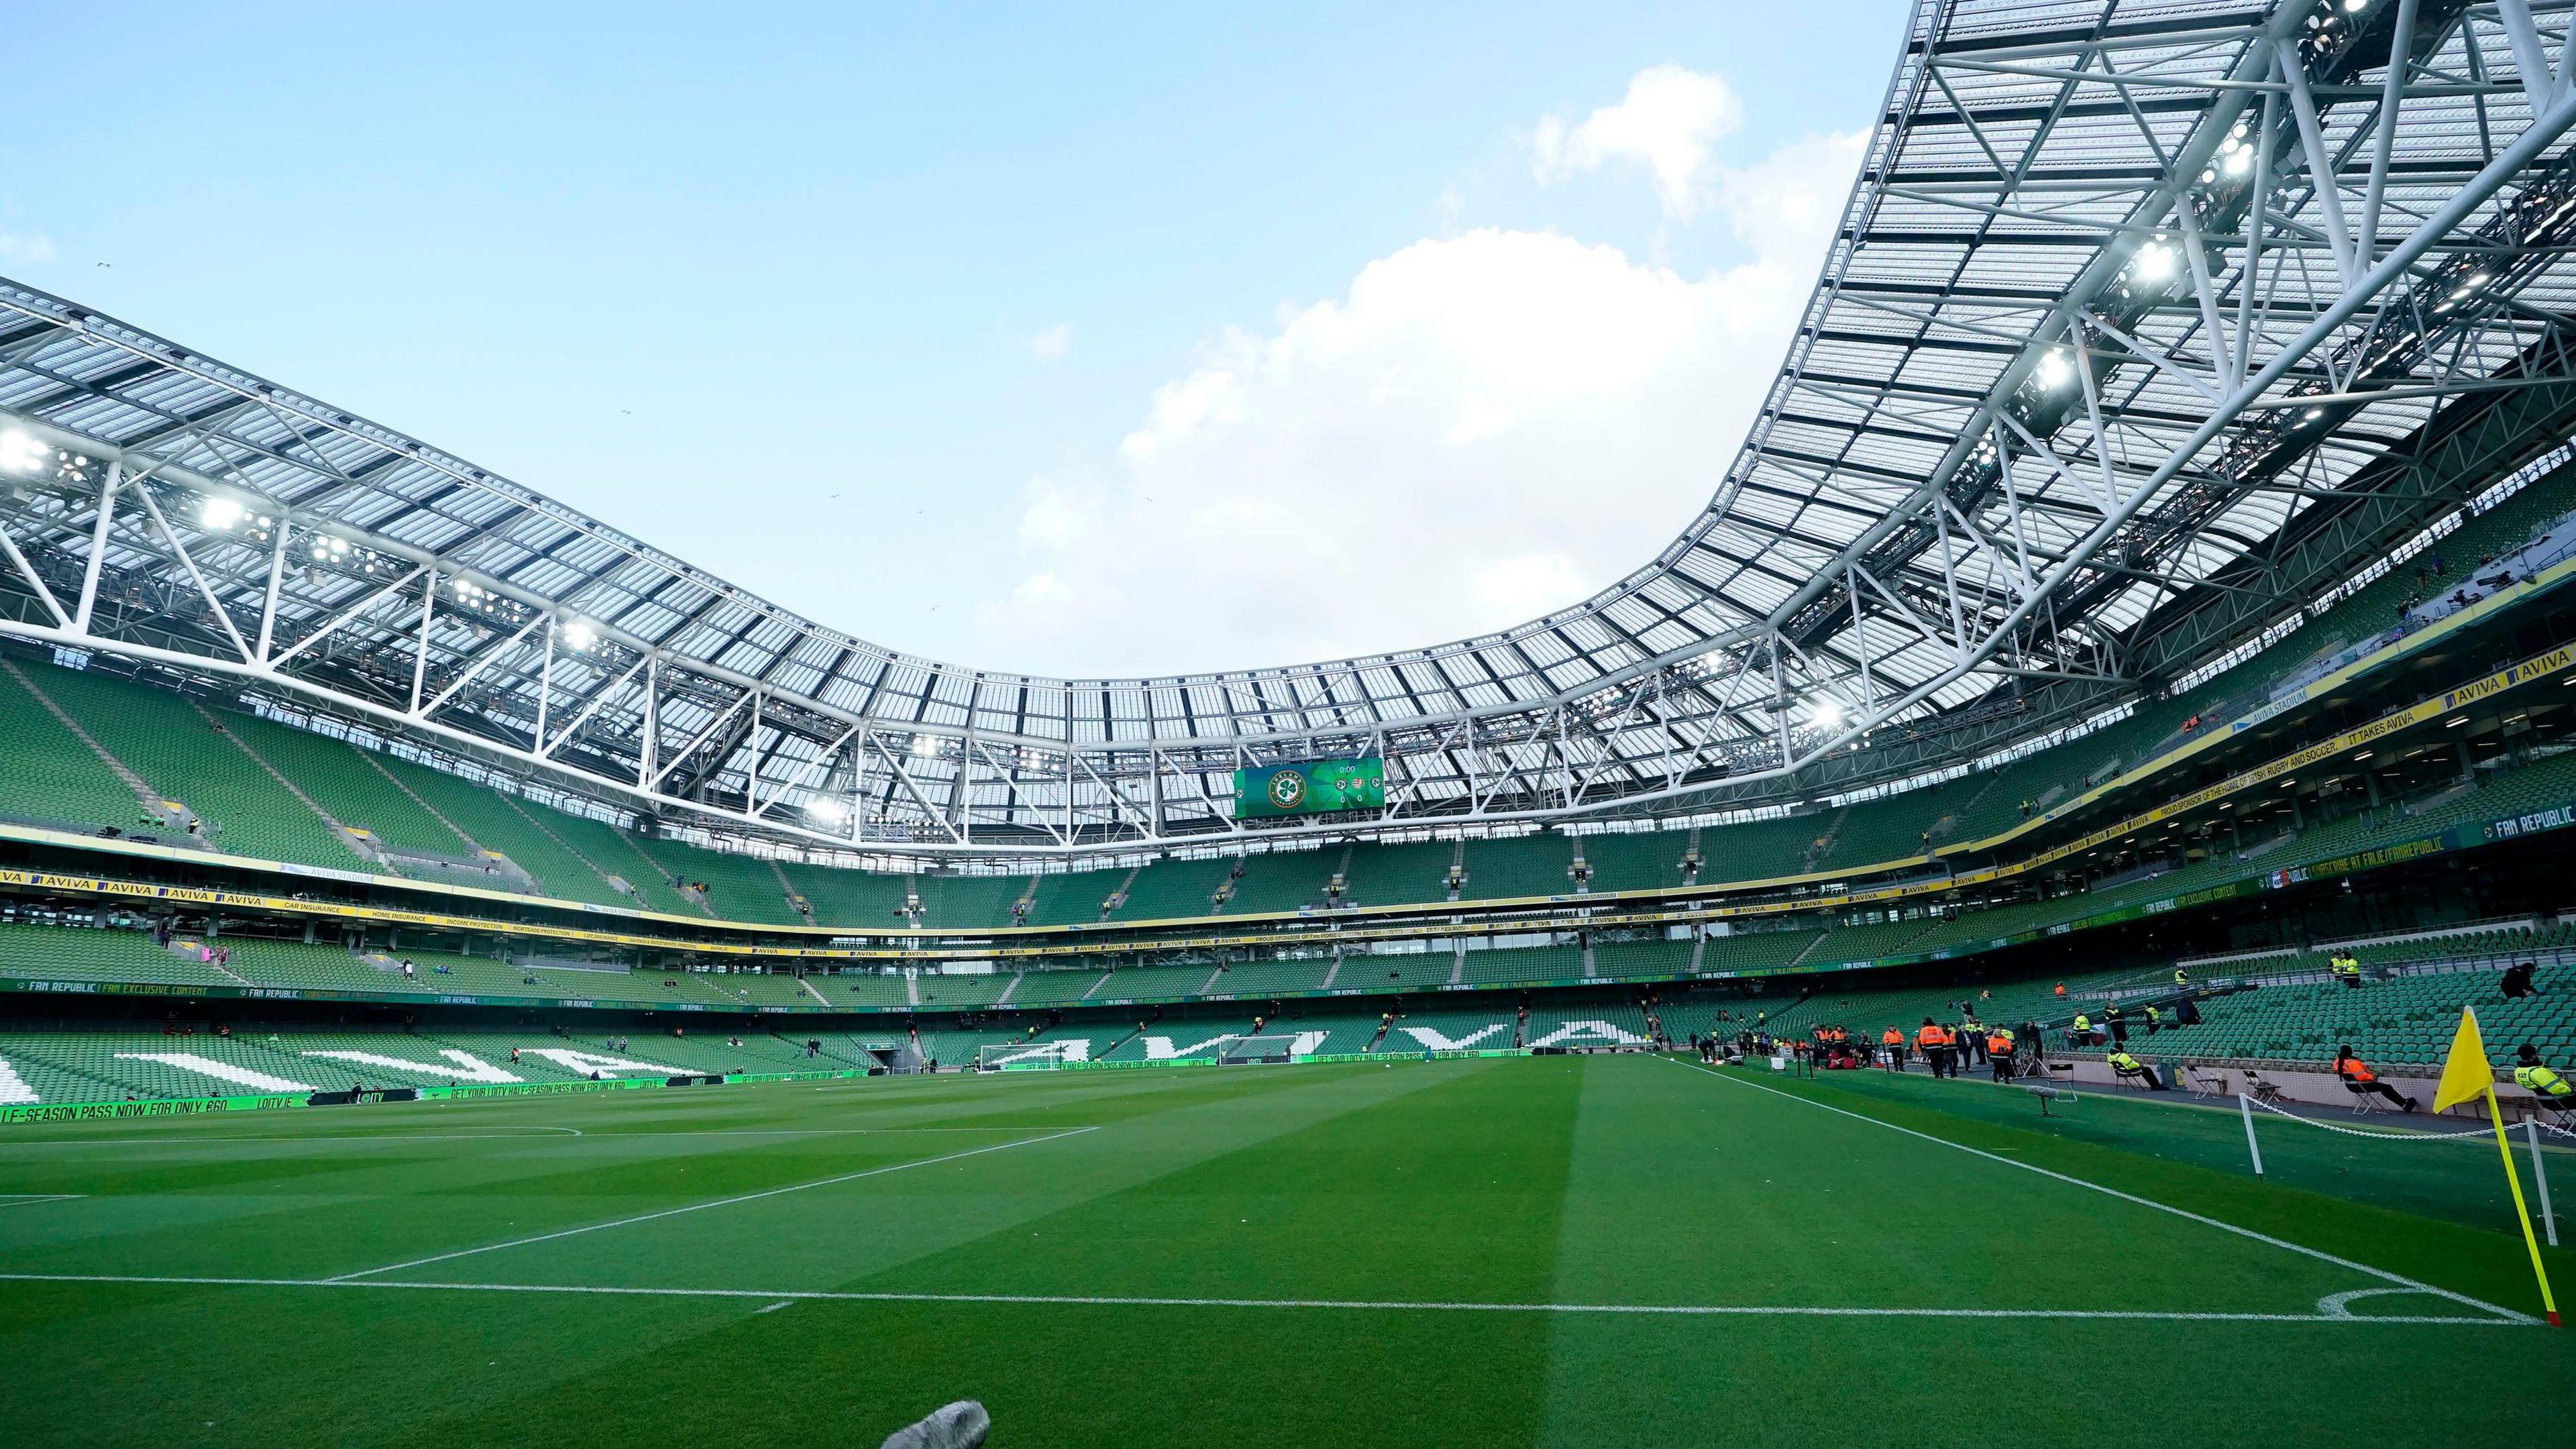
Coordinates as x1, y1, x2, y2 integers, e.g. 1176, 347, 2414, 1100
2432, 1007, 2493, 1114
2432, 1004, 2563, 1326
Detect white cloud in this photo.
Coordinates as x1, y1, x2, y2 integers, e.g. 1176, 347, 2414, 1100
0, 227, 56, 264
1532, 65, 1742, 220
1029, 321, 1074, 360
977, 223, 1845, 674
1716, 129, 1869, 261
961, 72, 1870, 680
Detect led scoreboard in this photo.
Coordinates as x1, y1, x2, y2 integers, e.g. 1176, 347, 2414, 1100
1232, 757, 1387, 818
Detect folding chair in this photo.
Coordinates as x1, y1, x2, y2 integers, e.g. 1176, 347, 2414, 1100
2343, 1078, 2387, 1116
2243, 1071, 2289, 1106
2181, 1063, 2229, 1100
2110, 1065, 2150, 1092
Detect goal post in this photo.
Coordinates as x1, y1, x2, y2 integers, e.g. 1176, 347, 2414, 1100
977, 1041, 1074, 1071
1219, 1034, 1301, 1065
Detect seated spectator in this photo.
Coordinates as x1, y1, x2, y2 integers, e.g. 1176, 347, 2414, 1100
2106, 1049, 2163, 1089
2514, 1044, 2572, 1119
2502, 961, 2542, 1000
2334, 1046, 2418, 1112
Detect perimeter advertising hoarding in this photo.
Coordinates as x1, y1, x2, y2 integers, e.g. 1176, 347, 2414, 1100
1234, 757, 1386, 818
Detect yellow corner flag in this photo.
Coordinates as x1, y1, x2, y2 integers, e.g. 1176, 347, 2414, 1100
2432, 1008, 2493, 1114
2436, 1007, 2560, 1326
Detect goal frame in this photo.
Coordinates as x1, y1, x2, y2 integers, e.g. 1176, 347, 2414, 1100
1218, 1034, 1301, 1066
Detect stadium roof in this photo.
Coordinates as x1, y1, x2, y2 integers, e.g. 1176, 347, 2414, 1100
8, 0, 2576, 856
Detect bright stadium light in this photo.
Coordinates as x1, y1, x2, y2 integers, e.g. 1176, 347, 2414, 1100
562, 619, 596, 651
0, 429, 46, 474
199, 496, 244, 531
2133, 238, 2174, 281
2036, 348, 2072, 389
1810, 698, 1844, 729
806, 798, 849, 824
910, 733, 939, 758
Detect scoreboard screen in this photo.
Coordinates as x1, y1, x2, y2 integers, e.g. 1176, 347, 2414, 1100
1233, 757, 1386, 818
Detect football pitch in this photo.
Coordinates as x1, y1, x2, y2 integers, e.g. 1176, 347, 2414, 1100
3, 1053, 2572, 1446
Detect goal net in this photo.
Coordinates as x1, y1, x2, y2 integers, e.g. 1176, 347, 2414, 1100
1219, 1034, 1301, 1065
977, 1041, 1075, 1071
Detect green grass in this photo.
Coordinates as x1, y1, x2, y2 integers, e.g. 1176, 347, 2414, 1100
3, 1055, 2573, 1446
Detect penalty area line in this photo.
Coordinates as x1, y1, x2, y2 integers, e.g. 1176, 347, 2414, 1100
1664, 1057, 2537, 1326
0, 1273, 2524, 1326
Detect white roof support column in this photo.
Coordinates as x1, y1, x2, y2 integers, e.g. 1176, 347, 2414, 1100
68, 460, 118, 635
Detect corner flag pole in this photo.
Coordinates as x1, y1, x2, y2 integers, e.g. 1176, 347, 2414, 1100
2436, 1006, 2560, 1326
2481, 1079, 2559, 1326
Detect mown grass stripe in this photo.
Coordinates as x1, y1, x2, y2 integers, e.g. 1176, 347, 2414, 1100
328, 1125, 1100, 1281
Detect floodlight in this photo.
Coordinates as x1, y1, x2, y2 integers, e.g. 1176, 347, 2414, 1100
2133, 240, 2174, 282
2035, 349, 2072, 389
1811, 698, 1843, 729
562, 619, 596, 651
911, 733, 939, 758
807, 798, 849, 824
0, 429, 46, 474
199, 496, 244, 530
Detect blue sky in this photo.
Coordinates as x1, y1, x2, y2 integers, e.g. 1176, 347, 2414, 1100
5, 1, 1911, 677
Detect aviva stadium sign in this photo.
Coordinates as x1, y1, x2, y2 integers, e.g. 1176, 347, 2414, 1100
1234, 757, 1387, 818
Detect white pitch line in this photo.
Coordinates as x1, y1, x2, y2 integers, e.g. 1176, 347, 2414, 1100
1664, 1057, 2536, 1326
327, 1124, 1101, 1282
0, 1273, 2522, 1326
0, 1193, 85, 1208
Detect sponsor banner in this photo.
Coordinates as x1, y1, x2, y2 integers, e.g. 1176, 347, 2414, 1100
2273, 833, 2449, 885
2463, 793, 2576, 845
0, 1092, 304, 1124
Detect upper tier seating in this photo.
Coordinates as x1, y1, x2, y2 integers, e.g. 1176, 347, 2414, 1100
1219, 852, 1334, 914
30, 667, 354, 867
629, 835, 808, 925
0, 664, 144, 829
1458, 834, 1578, 900
386, 765, 639, 908
1113, 856, 1234, 920
222, 714, 473, 859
